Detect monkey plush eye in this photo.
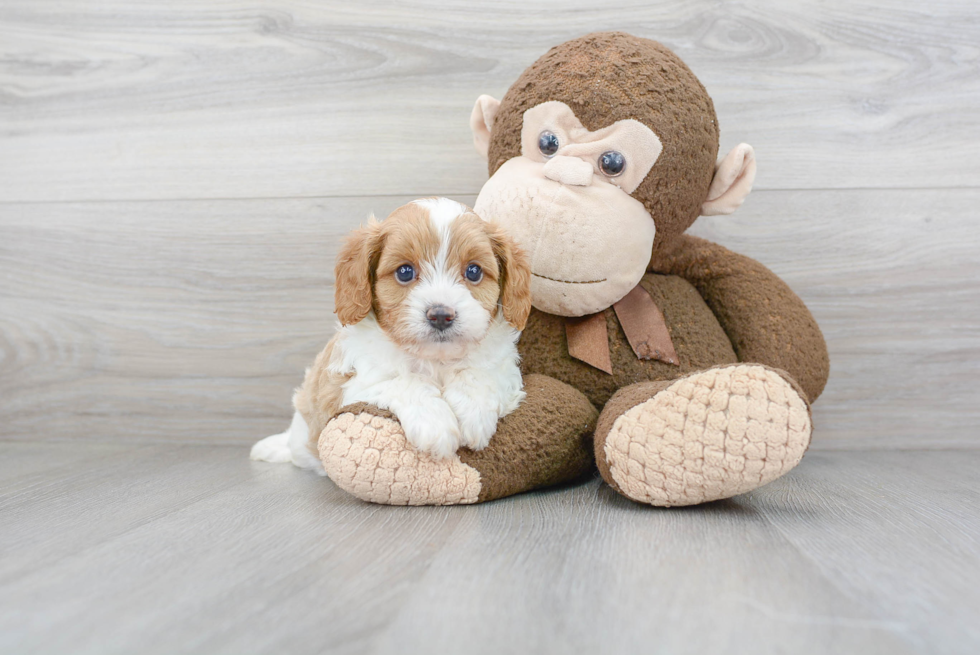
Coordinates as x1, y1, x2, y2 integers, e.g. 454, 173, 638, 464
538, 131, 560, 158
599, 151, 626, 177
465, 263, 483, 283
395, 264, 416, 284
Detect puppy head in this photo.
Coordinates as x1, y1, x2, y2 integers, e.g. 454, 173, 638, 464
334, 198, 531, 358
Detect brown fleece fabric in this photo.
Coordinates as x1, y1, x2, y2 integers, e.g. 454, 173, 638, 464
519, 273, 738, 409
331, 377, 597, 504
488, 31, 719, 256
458, 374, 598, 502
654, 234, 830, 402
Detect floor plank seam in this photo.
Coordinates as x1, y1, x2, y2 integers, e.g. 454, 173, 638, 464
2, 185, 979, 206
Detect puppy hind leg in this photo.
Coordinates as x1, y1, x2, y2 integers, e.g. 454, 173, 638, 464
250, 411, 325, 475
250, 426, 293, 464
251, 411, 327, 476
286, 410, 327, 475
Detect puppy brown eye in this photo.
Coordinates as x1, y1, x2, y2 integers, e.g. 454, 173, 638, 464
538, 131, 559, 158
395, 264, 416, 284
465, 263, 483, 283
599, 150, 626, 177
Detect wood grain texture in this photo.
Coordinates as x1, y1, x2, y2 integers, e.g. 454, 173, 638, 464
1, 0, 978, 201
0, 195, 414, 443
0, 443, 977, 654
3, 190, 977, 448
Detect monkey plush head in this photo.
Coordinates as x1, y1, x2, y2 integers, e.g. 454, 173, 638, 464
471, 32, 756, 317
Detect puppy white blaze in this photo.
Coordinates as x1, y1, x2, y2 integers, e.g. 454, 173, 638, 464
412, 197, 470, 229
405, 198, 491, 360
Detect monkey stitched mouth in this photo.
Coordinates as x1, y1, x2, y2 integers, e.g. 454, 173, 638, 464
532, 272, 606, 285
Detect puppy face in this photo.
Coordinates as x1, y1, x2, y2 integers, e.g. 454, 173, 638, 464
335, 198, 531, 358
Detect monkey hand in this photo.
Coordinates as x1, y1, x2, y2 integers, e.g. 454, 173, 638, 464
317, 375, 596, 505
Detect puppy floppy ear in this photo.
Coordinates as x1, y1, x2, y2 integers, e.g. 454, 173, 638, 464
334, 218, 383, 326
487, 222, 532, 331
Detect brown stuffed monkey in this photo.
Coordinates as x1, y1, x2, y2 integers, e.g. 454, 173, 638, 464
317, 32, 829, 507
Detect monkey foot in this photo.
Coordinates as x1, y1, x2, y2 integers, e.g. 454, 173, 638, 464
318, 406, 481, 506
318, 374, 597, 505
595, 364, 811, 507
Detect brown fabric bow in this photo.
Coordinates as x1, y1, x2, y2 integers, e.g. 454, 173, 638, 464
565, 284, 679, 374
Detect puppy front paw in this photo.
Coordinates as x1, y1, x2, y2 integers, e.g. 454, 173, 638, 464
455, 406, 499, 451
398, 401, 461, 460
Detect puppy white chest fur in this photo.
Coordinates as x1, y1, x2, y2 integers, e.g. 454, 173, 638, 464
329, 312, 525, 459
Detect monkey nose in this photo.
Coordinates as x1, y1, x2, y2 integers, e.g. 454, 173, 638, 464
543, 155, 594, 186
425, 305, 456, 331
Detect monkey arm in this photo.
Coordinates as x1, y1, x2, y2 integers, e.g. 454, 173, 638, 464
656, 234, 830, 402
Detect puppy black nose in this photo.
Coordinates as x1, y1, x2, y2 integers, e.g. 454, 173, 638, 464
426, 305, 455, 331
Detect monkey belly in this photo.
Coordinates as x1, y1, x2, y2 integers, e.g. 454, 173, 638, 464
518, 273, 738, 409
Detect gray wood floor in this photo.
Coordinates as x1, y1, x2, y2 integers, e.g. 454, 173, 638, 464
2, 1, 979, 653
1, 443, 977, 655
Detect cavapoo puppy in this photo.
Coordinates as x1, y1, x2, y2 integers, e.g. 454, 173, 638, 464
251, 197, 532, 473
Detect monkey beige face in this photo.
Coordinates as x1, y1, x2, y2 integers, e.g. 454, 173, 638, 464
474, 101, 662, 317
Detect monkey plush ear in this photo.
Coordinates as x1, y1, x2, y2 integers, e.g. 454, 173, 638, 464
470, 95, 501, 160
701, 143, 757, 216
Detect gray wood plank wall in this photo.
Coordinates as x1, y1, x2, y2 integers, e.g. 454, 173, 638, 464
1, 1, 978, 448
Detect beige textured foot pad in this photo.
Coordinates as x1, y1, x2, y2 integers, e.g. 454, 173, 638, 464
603, 365, 811, 506
318, 411, 481, 506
